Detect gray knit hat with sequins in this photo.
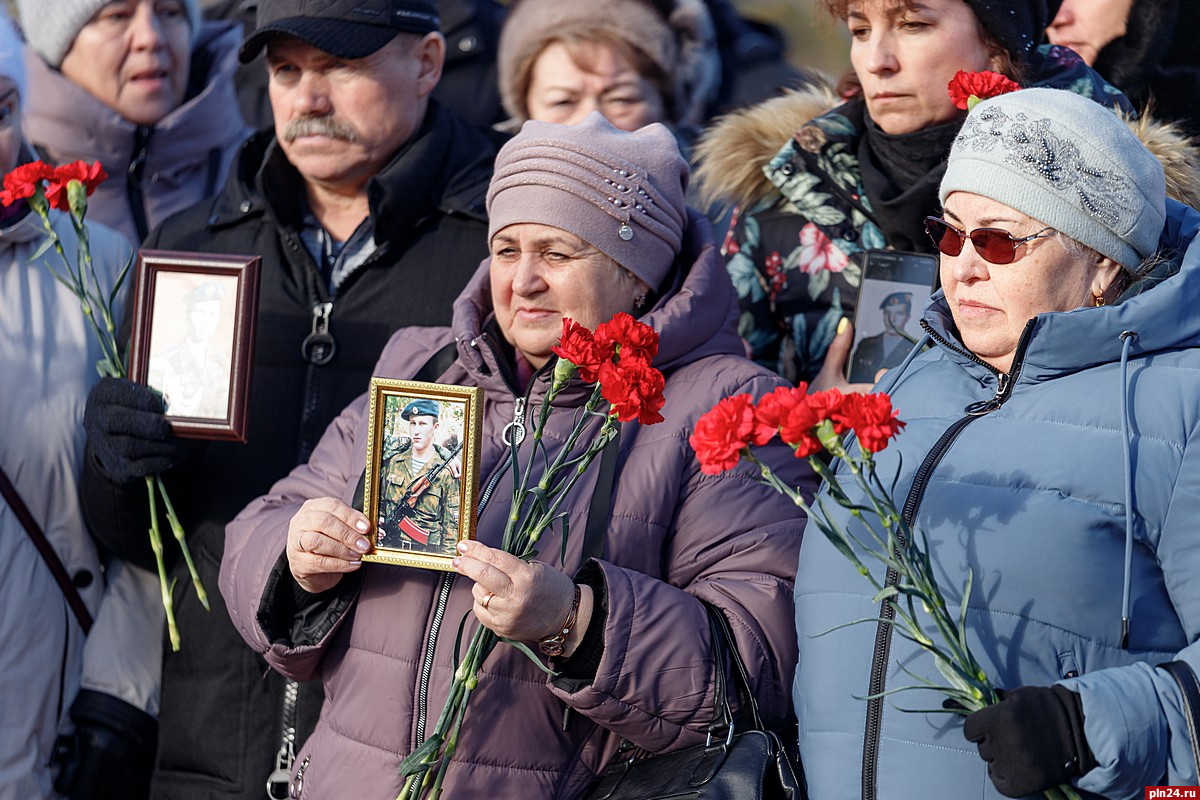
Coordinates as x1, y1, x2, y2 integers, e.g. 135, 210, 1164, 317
940, 87, 1165, 269
487, 112, 689, 291
17, 0, 202, 67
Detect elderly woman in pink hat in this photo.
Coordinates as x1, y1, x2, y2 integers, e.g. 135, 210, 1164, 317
496, 0, 719, 136
220, 112, 813, 798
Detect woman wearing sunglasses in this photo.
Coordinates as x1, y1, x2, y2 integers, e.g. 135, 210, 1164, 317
693, 0, 1134, 390
793, 86, 1200, 799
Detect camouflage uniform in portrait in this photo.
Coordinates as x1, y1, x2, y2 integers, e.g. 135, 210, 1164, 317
377, 399, 460, 555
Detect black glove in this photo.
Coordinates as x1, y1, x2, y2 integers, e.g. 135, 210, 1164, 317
962, 684, 1097, 798
52, 689, 156, 800
83, 377, 189, 484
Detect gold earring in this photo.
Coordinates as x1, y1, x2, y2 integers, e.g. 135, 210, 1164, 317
1093, 292, 1106, 307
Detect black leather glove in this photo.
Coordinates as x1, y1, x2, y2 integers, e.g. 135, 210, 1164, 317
52, 689, 156, 800
83, 377, 189, 484
962, 684, 1097, 798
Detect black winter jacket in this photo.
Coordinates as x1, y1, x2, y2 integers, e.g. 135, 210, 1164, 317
79, 100, 501, 800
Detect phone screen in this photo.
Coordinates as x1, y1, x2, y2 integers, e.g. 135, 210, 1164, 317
846, 249, 938, 383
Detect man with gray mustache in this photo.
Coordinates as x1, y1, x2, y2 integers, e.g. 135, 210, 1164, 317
77, 2, 502, 798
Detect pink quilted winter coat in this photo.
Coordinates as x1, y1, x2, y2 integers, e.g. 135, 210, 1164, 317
220, 211, 813, 799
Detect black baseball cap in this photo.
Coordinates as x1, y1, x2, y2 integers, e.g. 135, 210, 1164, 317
240, 0, 440, 63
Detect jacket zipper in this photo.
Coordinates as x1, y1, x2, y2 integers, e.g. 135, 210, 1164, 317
277, 237, 333, 792
296, 241, 333, 464
412, 335, 532, 752
127, 126, 153, 243
860, 319, 1034, 800
267, 679, 298, 799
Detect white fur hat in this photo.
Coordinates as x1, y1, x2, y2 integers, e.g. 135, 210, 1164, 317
17, 0, 202, 68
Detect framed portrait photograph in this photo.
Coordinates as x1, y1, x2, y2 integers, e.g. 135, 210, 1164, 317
846, 249, 939, 384
361, 378, 484, 571
128, 250, 261, 442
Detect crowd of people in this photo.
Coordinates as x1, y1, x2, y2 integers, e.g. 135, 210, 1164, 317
4, 0, 1200, 799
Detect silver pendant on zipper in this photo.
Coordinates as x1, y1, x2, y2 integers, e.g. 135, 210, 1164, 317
502, 397, 526, 446
301, 302, 336, 366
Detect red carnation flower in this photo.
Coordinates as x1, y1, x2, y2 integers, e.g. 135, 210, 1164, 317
752, 384, 809, 446
842, 393, 906, 453
948, 70, 1020, 111
689, 394, 756, 475
597, 312, 658, 363
598, 356, 665, 425
43, 161, 108, 212
779, 400, 823, 459
807, 388, 850, 435
551, 317, 613, 383
1, 161, 54, 206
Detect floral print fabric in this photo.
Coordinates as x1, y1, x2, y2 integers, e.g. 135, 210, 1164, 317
722, 44, 1132, 385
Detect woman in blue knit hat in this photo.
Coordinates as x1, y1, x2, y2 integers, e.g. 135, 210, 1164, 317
794, 85, 1200, 799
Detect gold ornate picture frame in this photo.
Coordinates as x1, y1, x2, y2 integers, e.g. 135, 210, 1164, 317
361, 378, 484, 571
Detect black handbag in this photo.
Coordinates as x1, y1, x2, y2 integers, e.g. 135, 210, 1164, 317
584, 604, 806, 800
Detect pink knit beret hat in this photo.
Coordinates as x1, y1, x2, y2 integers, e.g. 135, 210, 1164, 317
497, 0, 719, 128
486, 112, 689, 292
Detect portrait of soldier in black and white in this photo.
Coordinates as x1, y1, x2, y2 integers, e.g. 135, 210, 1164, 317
147, 279, 234, 419
849, 291, 917, 384
376, 398, 461, 555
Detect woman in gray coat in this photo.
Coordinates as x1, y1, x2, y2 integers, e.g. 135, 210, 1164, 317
17, 0, 250, 245
220, 112, 813, 798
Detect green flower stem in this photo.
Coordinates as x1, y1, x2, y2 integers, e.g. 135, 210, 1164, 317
25, 186, 208, 644
398, 624, 498, 800
748, 435, 1075, 799
502, 388, 607, 557
72, 205, 124, 374
518, 421, 616, 556
428, 678, 475, 799
401, 369, 624, 799
145, 477, 180, 652
156, 475, 209, 610
522, 386, 604, 507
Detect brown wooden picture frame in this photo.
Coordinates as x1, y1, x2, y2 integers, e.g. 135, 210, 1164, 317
361, 378, 484, 571
128, 250, 261, 442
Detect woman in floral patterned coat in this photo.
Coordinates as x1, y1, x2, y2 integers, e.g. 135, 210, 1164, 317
694, 0, 1129, 385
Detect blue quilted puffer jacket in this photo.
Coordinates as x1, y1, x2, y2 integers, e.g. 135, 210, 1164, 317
795, 200, 1200, 800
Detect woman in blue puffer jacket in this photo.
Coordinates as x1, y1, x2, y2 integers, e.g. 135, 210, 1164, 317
794, 86, 1200, 799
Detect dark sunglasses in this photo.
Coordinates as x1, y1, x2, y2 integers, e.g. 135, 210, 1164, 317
924, 216, 1056, 265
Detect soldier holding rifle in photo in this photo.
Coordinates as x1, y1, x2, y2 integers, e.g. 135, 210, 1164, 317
377, 399, 460, 554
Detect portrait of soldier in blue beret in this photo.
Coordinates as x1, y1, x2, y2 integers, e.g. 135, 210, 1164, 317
377, 397, 460, 555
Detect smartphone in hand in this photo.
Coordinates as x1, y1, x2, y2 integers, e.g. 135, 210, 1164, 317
846, 250, 938, 383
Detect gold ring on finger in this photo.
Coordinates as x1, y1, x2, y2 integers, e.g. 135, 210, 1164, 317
482, 592, 494, 611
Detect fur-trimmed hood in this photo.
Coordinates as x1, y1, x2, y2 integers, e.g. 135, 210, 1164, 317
691, 81, 837, 212
1125, 112, 1200, 211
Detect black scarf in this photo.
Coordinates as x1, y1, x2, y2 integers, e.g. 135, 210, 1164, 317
858, 114, 961, 253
